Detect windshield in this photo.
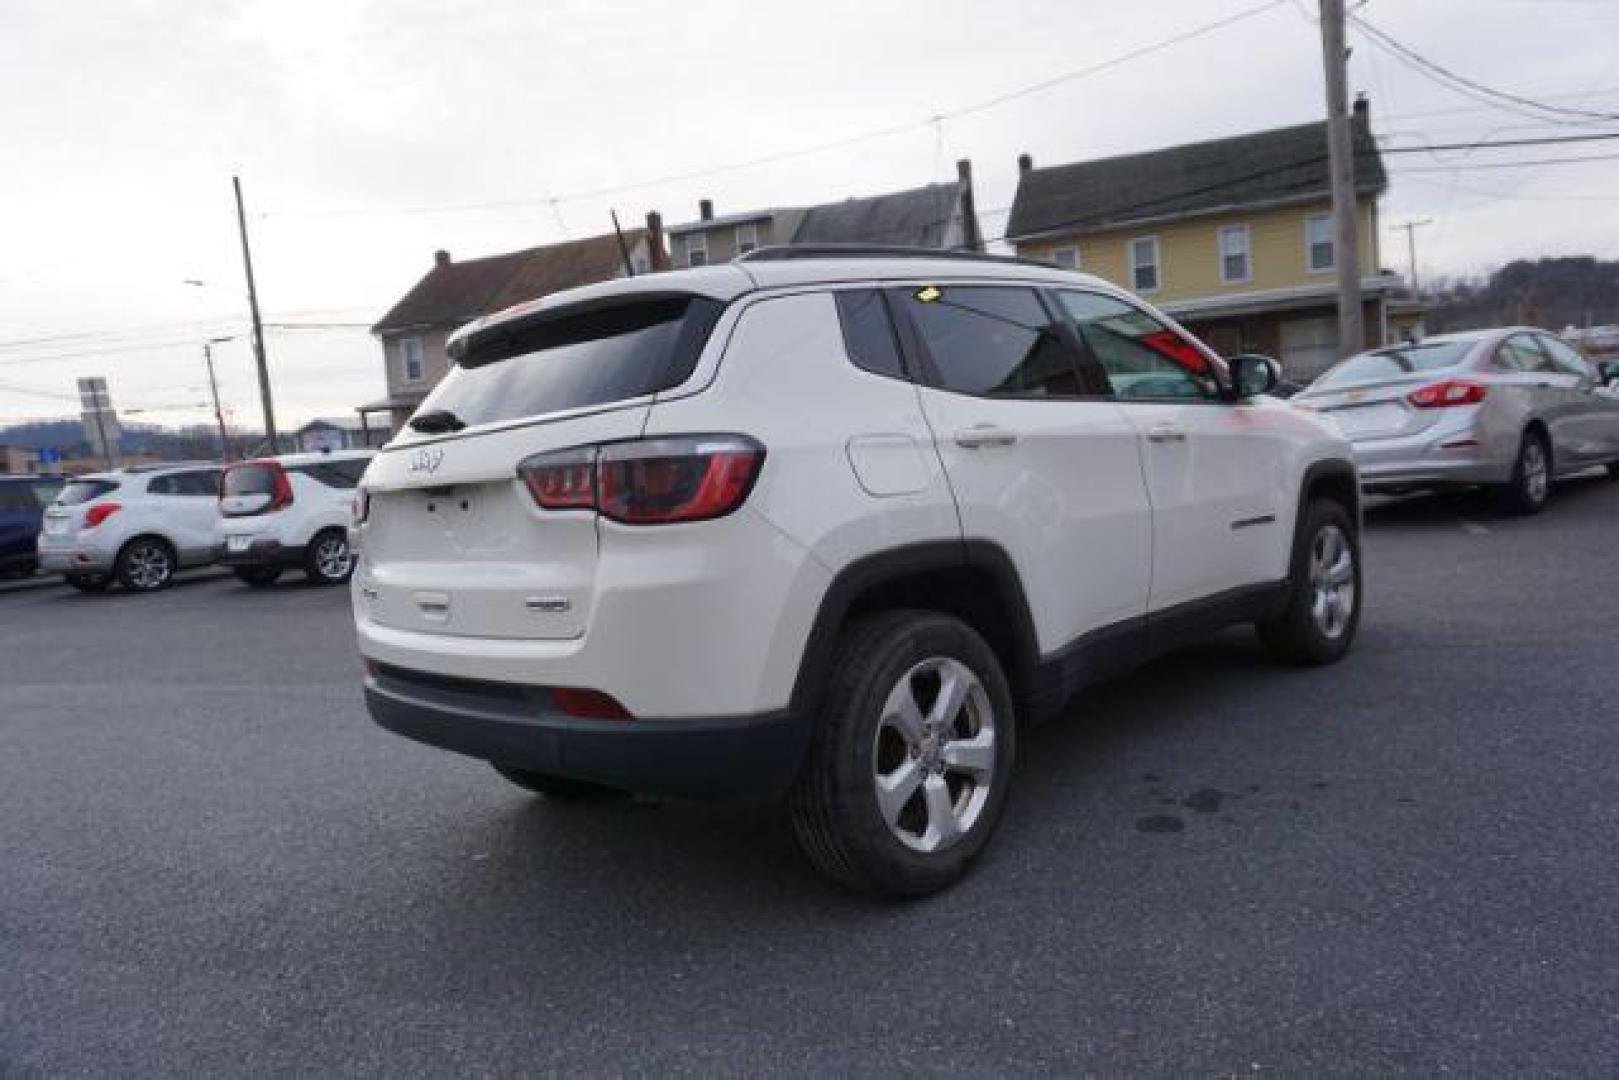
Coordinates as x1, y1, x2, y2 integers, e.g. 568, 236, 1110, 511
54, 479, 119, 505
413, 297, 722, 431
1314, 340, 1476, 389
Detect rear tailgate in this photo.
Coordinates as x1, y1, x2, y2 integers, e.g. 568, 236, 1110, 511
1297, 376, 1444, 441
359, 406, 649, 641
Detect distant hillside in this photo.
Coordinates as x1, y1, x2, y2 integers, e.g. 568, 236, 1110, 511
0, 420, 264, 461
1426, 257, 1619, 333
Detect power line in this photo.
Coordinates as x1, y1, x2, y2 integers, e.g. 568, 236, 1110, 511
1390, 150, 1619, 172
262, 0, 1290, 221
1349, 12, 1619, 126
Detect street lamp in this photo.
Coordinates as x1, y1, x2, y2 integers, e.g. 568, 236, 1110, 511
203, 336, 234, 461
183, 270, 277, 451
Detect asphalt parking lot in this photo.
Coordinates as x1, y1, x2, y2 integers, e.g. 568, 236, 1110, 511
3, 478, 1618, 1075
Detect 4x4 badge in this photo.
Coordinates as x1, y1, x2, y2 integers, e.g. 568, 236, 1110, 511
409, 447, 445, 475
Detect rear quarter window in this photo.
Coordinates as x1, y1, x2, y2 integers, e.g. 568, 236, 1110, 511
835, 290, 907, 380
414, 296, 724, 430
55, 479, 119, 505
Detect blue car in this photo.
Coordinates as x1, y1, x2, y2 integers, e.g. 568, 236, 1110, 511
0, 475, 64, 577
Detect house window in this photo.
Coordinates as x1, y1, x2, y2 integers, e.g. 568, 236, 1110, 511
1050, 246, 1079, 270
401, 337, 424, 382
686, 234, 708, 267
735, 223, 758, 256
1218, 224, 1251, 284
1306, 214, 1334, 273
1129, 237, 1160, 293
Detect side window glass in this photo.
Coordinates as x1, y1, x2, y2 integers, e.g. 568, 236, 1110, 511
834, 290, 906, 381
147, 476, 178, 496
892, 285, 1086, 398
1056, 291, 1221, 400
1497, 335, 1550, 373
1538, 335, 1594, 378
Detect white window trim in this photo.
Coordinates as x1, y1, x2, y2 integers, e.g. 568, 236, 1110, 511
735, 223, 758, 255
1050, 245, 1080, 270
1218, 223, 1252, 285
1305, 213, 1335, 274
400, 336, 425, 383
1129, 236, 1161, 294
686, 233, 708, 267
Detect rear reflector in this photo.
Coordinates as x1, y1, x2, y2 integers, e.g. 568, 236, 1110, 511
551, 687, 633, 720
1408, 379, 1487, 409
518, 434, 764, 524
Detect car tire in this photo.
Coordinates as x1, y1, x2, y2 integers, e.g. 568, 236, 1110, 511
114, 537, 176, 592
491, 763, 631, 802
303, 529, 354, 586
1496, 430, 1552, 514
1605, 461, 1619, 481
64, 572, 111, 592
1257, 498, 1362, 666
233, 566, 282, 587
788, 610, 1017, 897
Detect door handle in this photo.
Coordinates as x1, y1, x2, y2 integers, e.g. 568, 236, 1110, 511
953, 425, 1018, 449
1146, 423, 1186, 444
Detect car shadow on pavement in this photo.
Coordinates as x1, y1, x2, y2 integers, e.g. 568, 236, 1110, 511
1363, 471, 1614, 528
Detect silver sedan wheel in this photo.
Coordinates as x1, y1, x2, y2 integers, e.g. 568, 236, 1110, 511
125, 543, 172, 590
1521, 439, 1549, 505
313, 534, 352, 580
871, 656, 996, 854
1309, 524, 1356, 640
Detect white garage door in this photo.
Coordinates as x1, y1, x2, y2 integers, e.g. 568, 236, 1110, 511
1280, 316, 1340, 380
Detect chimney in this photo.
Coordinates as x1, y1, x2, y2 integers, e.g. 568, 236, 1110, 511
645, 210, 669, 272
956, 158, 984, 253
1017, 153, 1033, 175
433, 249, 451, 268
699, 198, 714, 222
1353, 93, 1368, 125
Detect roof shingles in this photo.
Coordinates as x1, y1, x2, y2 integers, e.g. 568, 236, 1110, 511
1007, 116, 1386, 241
372, 231, 643, 334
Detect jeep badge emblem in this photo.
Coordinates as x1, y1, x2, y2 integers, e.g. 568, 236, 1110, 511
409, 447, 445, 475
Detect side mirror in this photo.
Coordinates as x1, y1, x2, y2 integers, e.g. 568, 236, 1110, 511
1228, 354, 1282, 398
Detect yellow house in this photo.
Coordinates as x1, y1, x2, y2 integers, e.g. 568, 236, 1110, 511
1008, 101, 1419, 378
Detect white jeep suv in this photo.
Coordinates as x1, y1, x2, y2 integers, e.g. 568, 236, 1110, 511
219, 450, 372, 586
353, 248, 1362, 895
38, 462, 225, 591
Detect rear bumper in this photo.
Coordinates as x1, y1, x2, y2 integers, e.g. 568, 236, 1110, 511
1351, 421, 1514, 490
218, 538, 306, 569
37, 542, 115, 573
364, 664, 811, 800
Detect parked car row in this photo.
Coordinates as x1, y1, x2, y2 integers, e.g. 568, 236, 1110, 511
0, 474, 63, 576
27, 450, 371, 592
1293, 327, 1619, 513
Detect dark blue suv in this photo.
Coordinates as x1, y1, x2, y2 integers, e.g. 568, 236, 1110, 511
0, 475, 63, 577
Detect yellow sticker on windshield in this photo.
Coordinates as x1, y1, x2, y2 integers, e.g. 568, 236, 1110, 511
915, 285, 941, 303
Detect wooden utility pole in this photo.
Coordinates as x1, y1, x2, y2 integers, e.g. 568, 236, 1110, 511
1319, 0, 1364, 357
233, 176, 279, 452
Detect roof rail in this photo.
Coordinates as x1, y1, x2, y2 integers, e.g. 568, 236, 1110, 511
737, 244, 1056, 269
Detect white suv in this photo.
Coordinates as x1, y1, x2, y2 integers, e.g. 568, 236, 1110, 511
219, 450, 372, 586
353, 248, 1362, 895
37, 462, 225, 591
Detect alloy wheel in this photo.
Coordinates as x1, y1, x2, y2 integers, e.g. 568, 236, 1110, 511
1308, 524, 1356, 640
1522, 439, 1549, 505
126, 543, 172, 590
314, 534, 352, 581
871, 656, 996, 854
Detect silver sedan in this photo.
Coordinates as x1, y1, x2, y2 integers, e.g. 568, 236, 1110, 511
1292, 327, 1619, 512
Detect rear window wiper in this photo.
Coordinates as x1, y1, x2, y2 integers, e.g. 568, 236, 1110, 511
409, 409, 467, 434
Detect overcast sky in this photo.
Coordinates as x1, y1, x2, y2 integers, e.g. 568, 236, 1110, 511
3, 0, 1616, 431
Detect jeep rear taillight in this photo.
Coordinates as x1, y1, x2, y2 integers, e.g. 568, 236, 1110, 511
83, 502, 121, 528
517, 435, 764, 525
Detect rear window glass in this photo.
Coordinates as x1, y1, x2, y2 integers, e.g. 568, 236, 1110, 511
1315, 340, 1475, 388
55, 479, 118, 505
223, 465, 277, 497
414, 297, 723, 430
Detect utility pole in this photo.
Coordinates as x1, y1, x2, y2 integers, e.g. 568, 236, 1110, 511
203, 337, 233, 462
1400, 219, 1432, 296
233, 175, 278, 452
1319, 0, 1364, 358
